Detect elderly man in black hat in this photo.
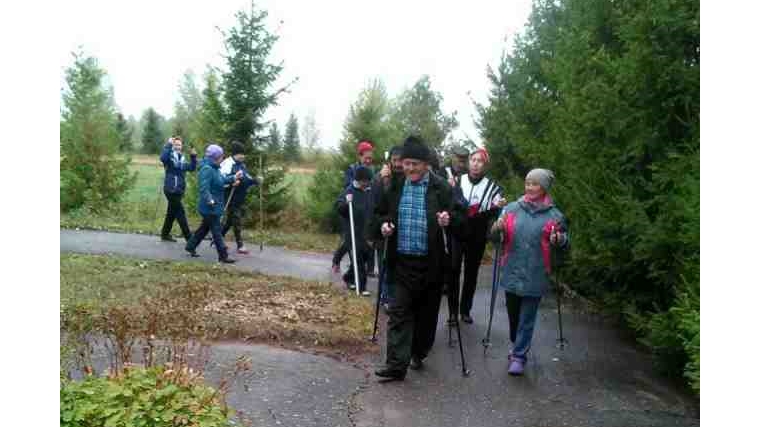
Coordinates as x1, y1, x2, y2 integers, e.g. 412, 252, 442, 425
369, 135, 465, 381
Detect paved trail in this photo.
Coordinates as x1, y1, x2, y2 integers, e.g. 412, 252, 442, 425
61, 229, 699, 426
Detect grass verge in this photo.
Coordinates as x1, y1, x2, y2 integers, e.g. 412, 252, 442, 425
61, 253, 375, 355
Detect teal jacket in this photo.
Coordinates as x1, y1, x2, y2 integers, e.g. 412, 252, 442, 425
197, 158, 236, 217
493, 196, 569, 297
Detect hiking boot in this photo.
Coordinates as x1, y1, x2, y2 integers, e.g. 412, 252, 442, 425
237, 246, 250, 255
375, 367, 405, 382
409, 356, 424, 371
219, 257, 236, 264
461, 314, 474, 324
161, 235, 177, 242
508, 358, 525, 376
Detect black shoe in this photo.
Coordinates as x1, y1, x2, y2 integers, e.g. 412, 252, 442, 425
161, 235, 177, 242
409, 356, 424, 371
447, 318, 458, 326
375, 367, 405, 382
186, 249, 200, 258
461, 314, 474, 324
219, 257, 236, 264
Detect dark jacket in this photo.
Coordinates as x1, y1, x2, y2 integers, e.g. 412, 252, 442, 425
160, 142, 197, 194
196, 158, 236, 217
336, 184, 373, 245
343, 163, 374, 189
220, 157, 259, 208
368, 172, 465, 286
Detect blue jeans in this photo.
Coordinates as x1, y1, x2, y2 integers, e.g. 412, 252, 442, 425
506, 292, 542, 360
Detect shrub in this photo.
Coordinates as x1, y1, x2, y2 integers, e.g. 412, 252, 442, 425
60, 364, 232, 427
305, 159, 344, 233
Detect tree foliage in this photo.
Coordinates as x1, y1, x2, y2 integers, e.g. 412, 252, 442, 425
140, 108, 165, 154
220, 0, 292, 224
221, 0, 287, 152
388, 75, 458, 150
283, 113, 301, 162
60, 50, 136, 212
268, 121, 282, 156
114, 112, 133, 153
478, 0, 699, 391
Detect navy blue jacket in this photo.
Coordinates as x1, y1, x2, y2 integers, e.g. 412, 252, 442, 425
160, 143, 197, 194
197, 158, 236, 216
220, 157, 259, 208
343, 163, 375, 189
336, 184, 373, 244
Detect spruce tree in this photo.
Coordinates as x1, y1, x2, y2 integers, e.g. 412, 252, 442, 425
283, 113, 301, 162
114, 112, 133, 152
268, 122, 282, 156
60, 50, 135, 212
141, 108, 164, 154
219, 1, 293, 226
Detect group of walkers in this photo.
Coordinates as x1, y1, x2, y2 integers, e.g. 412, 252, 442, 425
333, 135, 569, 380
158, 137, 260, 264
159, 132, 570, 380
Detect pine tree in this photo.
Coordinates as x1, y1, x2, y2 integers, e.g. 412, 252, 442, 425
141, 108, 165, 154
268, 122, 282, 156
221, 0, 287, 151
388, 75, 458, 149
114, 112, 133, 152
197, 68, 227, 145
283, 113, 300, 162
219, 1, 293, 226
60, 50, 136, 212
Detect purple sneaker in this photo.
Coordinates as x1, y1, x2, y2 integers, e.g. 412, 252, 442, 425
508, 358, 525, 376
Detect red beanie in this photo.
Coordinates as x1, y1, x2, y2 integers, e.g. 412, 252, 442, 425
357, 141, 374, 155
473, 147, 490, 163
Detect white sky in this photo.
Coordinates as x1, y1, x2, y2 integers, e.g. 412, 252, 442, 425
59, 0, 533, 148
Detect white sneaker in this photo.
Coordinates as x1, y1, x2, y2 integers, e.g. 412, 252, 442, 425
362, 291, 371, 297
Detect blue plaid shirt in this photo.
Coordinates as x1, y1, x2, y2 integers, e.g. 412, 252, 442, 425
397, 173, 429, 255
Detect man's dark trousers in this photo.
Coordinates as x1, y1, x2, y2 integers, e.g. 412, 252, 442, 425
386, 254, 443, 372
161, 190, 191, 239
222, 203, 246, 249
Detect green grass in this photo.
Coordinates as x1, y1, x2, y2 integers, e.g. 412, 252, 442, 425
61, 253, 375, 350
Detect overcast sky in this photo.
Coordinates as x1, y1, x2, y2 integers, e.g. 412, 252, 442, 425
59, 0, 533, 148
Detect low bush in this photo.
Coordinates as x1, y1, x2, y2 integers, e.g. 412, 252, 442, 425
60, 364, 233, 427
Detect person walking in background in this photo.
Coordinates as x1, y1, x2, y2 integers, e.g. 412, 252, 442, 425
333, 140, 376, 273
455, 148, 507, 324
336, 165, 374, 296
491, 168, 569, 376
220, 141, 260, 255
159, 136, 197, 242
185, 144, 242, 263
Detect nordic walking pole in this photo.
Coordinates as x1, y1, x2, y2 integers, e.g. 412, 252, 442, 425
442, 223, 470, 376
259, 154, 264, 252
371, 235, 388, 342
482, 237, 502, 353
551, 225, 568, 349
347, 193, 361, 297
